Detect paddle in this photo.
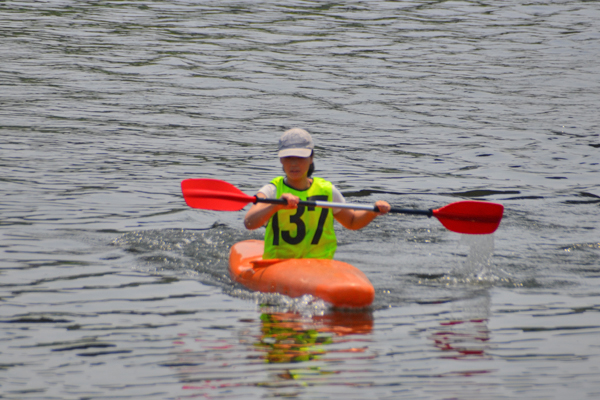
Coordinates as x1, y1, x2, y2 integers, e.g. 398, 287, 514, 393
181, 179, 504, 235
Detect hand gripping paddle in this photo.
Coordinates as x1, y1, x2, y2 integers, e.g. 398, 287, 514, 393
181, 179, 504, 235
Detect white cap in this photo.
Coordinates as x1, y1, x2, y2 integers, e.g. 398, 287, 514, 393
278, 128, 314, 158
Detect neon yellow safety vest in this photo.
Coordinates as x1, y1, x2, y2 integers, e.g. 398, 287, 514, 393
263, 176, 337, 260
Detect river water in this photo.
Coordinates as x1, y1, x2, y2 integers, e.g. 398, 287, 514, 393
1, 1, 599, 399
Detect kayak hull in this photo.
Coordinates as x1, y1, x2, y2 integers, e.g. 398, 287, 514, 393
229, 240, 375, 308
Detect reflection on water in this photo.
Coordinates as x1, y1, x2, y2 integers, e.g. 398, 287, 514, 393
430, 291, 492, 363
257, 313, 334, 364
428, 240, 494, 363
254, 310, 376, 392
164, 309, 375, 395
255, 310, 373, 364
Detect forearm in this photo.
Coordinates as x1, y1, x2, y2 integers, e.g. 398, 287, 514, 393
345, 211, 379, 230
244, 203, 279, 230
335, 209, 378, 230
244, 192, 300, 230
334, 201, 389, 230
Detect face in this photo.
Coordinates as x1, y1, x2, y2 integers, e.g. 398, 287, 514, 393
280, 156, 313, 180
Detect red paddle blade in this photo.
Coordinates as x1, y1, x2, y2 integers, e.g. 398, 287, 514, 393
432, 201, 504, 235
181, 179, 256, 211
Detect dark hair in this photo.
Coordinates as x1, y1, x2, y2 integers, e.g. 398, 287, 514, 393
307, 150, 315, 177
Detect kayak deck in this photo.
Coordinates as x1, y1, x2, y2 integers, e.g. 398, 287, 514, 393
229, 240, 375, 308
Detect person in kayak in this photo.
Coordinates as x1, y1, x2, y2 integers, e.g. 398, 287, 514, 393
244, 128, 390, 260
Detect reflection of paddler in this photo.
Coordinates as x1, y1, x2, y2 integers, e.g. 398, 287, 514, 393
256, 311, 373, 364
258, 313, 331, 363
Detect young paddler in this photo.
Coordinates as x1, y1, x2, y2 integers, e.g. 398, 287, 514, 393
244, 128, 390, 259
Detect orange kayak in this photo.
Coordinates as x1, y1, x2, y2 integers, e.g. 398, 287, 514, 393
229, 240, 375, 308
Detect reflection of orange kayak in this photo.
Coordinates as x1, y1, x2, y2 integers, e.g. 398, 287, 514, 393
257, 311, 374, 364
229, 240, 375, 308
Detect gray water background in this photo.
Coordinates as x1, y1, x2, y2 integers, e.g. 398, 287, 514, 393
1, 1, 599, 399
